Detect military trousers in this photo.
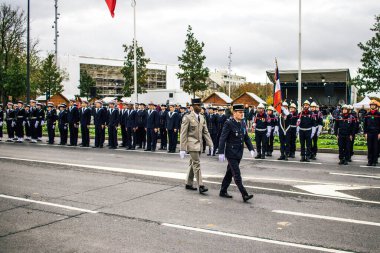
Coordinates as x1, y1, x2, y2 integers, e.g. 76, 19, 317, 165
299, 129, 312, 157
338, 135, 351, 161
186, 151, 203, 186
255, 130, 267, 155
221, 158, 248, 197
367, 133, 378, 165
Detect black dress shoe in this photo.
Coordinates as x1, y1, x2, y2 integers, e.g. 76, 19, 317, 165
243, 194, 254, 202
92, 146, 98, 148
185, 185, 197, 191
219, 192, 233, 198
366, 162, 372, 166
278, 156, 285, 160
261, 156, 266, 159
144, 149, 151, 151
255, 154, 261, 159
199, 185, 208, 194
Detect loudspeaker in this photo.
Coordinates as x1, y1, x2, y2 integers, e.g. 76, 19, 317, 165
325, 83, 334, 97
90, 87, 97, 98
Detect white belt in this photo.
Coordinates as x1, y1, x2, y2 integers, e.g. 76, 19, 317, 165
290, 125, 297, 128
256, 128, 267, 132
299, 127, 312, 131
17, 116, 23, 118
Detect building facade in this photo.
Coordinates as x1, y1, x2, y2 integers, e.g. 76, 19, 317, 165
209, 69, 247, 87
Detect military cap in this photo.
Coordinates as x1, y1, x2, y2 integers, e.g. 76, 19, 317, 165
218, 107, 225, 111
7, 102, 13, 106
310, 102, 317, 107
95, 100, 103, 104
303, 100, 310, 105
290, 103, 297, 108
25, 104, 30, 108
257, 103, 265, 109
17, 101, 24, 104
139, 103, 146, 106
342, 104, 349, 109
161, 104, 167, 107
36, 102, 42, 106
233, 104, 244, 111
47, 103, 54, 107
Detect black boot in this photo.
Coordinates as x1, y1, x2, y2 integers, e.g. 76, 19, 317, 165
278, 155, 285, 160
305, 156, 310, 162
339, 160, 344, 165
243, 194, 254, 202
199, 185, 208, 194
255, 154, 261, 159
219, 192, 233, 198
300, 156, 306, 162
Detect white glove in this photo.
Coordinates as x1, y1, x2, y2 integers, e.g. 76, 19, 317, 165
41, 120, 45, 126
210, 146, 214, 155
180, 151, 186, 159
0, 122, 2, 127
266, 126, 272, 138
296, 127, 300, 137
281, 107, 290, 116
274, 126, 279, 136
27, 121, 30, 127
52, 125, 55, 130
11, 121, 15, 127
250, 150, 256, 158
317, 125, 323, 136
311, 127, 316, 139
22, 121, 26, 126
218, 154, 225, 162
35, 121, 39, 128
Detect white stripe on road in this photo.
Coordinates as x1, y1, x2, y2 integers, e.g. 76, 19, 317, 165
0, 194, 98, 213
242, 157, 322, 165
162, 223, 353, 253
272, 210, 380, 227
360, 165, 380, 169
2, 156, 380, 205
330, 172, 380, 179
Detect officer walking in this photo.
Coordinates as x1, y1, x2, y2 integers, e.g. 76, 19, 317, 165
58, 104, 68, 145
159, 104, 168, 150
125, 102, 137, 150
166, 103, 180, 153
252, 103, 270, 159
218, 104, 256, 202
180, 98, 213, 194
93, 100, 107, 148
334, 105, 354, 165
145, 102, 159, 152
68, 99, 80, 146
46, 102, 58, 145
363, 100, 380, 166
106, 100, 119, 149
79, 101, 91, 147
297, 100, 316, 162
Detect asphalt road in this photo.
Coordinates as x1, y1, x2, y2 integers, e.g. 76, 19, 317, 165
0, 140, 379, 253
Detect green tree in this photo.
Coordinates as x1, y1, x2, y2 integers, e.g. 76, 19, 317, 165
121, 41, 150, 97
3, 57, 26, 99
177, 25, 209, 98
78, 69, 95, 99
0, 4, 26, 102
36, 53, 64, 99
352, 15, 380, 96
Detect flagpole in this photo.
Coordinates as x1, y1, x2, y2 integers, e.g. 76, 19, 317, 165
132, 0, 138, 103
297, 0, 302, 112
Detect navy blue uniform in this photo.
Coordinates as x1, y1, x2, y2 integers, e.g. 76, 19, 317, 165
350, 111, 359, 159
145, 109, 159, 151
6, 108, 15, 140
363, 110, 380, 166
46, 109, 58, 144
159, 110, 168, 149
206, 113, 219, 155
277, 112, 292, 158
67, 105, 80, 145
93, 107, 107, 148
36, 108, 45, 140
334, 113, 354, 163
107, 108, 119, 148
29, 107, 38, 140
217, 114, 227, 153
119, 109, 128, 147
166, 111, 180, 152
15, 108, 25, 139
254, 112, 268, 158
58, 110, 68, 145
136, 110, 147, 148
24, 109, 32, 139
310, 110, 323, 159
125, 109, 137, 149
80, 107, 91, 147
298, 110, 316, 160
218, 119, 254, 197
288, 111, 298, 157
266, 114, 277, 156
0, 108, 3, 139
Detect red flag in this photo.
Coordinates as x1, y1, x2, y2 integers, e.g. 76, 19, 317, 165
105, 0, 116, 17
273, 59, 282, 114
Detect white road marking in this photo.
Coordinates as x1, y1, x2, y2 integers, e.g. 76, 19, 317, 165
330, 172, 380, 179
272, 210, 380, 227
242, 157, 322, 165
360, 165, 380, 169
293, 184, 369, 199
203, 180, 380, 205
2, 156, 380, 205
0, 194, 98, 213
162, 223, 353, 253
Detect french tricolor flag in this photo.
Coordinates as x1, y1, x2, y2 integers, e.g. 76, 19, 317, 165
105, 0, 117, 17
273, 59, 282, 114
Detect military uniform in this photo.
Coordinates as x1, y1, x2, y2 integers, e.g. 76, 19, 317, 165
363, 104, 380, 166
180, 99, 213, 193
349, 108, 359, 161
253, 107, 269, 159
310, 107, 323, 160
15, 102, 26, 142
46, 104, 58, 144
106, 103, 119, 149
265, 108, 277, 157
5, 103, 15, 141
288, 110, 299, 158
136, 105, 147, 149
159, 106, 168, 150
125, 106, 137, 150
334, 107, 354, 165
216, 109, 227, 153
206, 109, 218, 156
36, 105, 45, 141
93, 102, 107, 148
67, 102, 80, 146
79, 104, 91, 147
276, 107, 292, 160
166, 108, 180, 153
119, 106, 128, 147
297, 102, 316, 162
24, 106, 32, 140
0, 105, 4, 141
29, 103, 38, 142
145, 105, 160, 151
58, 105, 68, 145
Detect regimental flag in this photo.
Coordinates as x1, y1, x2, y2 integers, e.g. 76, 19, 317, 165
105, 0, 117, 17
273, 59, 282, 114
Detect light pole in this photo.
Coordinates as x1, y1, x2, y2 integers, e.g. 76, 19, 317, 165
297, 0, 302, 111
228, 47, 232, 97
53, 0, 59, 65
26, 0, 30, 103
132, 0, 138, 103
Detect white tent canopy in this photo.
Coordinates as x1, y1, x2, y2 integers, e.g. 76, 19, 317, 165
353, 96, 371, 109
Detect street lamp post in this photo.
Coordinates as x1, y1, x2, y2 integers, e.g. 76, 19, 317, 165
26, 0, 30, 103
297, 0, 302, 111
132, 0, 138, 103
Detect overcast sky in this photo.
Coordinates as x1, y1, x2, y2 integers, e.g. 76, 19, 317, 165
4, 0, 380, 82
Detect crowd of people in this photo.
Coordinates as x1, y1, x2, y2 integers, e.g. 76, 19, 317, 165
0, 98, 379, 167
